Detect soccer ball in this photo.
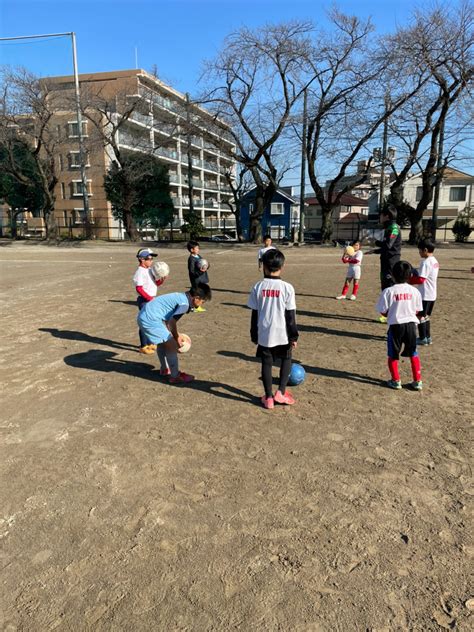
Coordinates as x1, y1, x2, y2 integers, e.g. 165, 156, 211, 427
344, 246, 355, 257
288, 363, 305, 386
178, 334, 191, 353
199, 259, 209, 272
151, 261, 170, 281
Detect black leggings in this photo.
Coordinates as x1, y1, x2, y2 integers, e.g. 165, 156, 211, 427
261, 355, 292, 398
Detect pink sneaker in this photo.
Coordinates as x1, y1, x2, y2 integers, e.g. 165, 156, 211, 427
261, 396, 274, 409
159, 368, 171, 376
169, 371, 194, 384
274, 390, 295, 405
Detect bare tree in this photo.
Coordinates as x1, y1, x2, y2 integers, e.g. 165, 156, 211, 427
200, 21, 315, 242
385, 2, 474, 242
303, 9, 434, 242
0, 68, 65, 238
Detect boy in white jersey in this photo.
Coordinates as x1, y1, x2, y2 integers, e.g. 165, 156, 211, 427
133, 248, 160, 354
336, 240, 363, 301
257, 235, 276, 270
376, 260, 423, 390
409, 239, 439, 345
248, 249, 299, 409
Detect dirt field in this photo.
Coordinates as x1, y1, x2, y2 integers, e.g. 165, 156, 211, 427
1, 240, 472, 631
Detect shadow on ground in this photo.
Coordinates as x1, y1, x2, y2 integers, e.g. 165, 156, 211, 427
64, 349, 256, 404
39, 328, 137, 351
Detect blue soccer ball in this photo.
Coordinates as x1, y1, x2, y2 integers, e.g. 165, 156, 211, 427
288, 363, 305, 386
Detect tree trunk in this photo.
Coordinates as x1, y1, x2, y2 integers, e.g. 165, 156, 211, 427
408, 209, 425, 244
123, 208, 139, 241
321, 208, 334, 243
9, 211, 18, 239
44, 208, 57, 240
249, 194, 265, 243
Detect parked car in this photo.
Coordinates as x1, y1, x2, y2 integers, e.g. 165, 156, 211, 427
211, 234, 235, 242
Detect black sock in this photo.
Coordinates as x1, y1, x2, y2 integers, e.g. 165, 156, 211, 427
418, 321, 427, 339
426, 320, 431, 338
279, 357, 292, 394
261, 356, 273, 398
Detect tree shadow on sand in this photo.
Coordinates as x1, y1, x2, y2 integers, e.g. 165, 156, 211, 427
64, 349, 256, 405
217, 350, 383, 386
39, 328, 137, 351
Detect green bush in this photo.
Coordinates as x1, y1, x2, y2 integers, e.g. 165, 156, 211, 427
452, 211, 472, 243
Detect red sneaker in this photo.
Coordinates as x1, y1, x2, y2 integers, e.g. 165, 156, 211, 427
274, 390, 295, 405
159, 368, 171, 376
169, 371, 194, 384
261, 396, 274, 410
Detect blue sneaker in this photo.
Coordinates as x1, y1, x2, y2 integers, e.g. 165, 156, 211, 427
411, 381, 423, 391
387, 379, 402, 390
417, 337, 429, 346
427, 337, 433, 345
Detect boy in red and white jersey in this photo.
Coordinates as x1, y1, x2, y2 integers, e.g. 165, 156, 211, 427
248, 249, 299, 409
376, 260, 423, 391
133, 248, 163, 354
336, 240, 363, 301
409, 239, 439, 345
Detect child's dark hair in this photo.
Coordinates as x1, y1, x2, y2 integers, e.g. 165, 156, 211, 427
418, 238, 435, 253
262, 248, 285, 272
263, 234, 272, 241
187, 240, 199, 252
190, 283, 212, 301
351, 239, 360, 246
392, 260, 412, 284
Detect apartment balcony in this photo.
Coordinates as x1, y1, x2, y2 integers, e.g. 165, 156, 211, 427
183, 178, 203, 188
202, 160, 218, 173
203, 180, 219, 190
155, 146, 179, 161
169, 173, 180, 184
129, 111, 152, 127
119, 132, 153, 151
204, 199, 219, 208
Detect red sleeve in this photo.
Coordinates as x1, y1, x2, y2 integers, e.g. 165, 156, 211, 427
136, 285, 153, 301
409, 276, 426, 285
346, 257, 360, 264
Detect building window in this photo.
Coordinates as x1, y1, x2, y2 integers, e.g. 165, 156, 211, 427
61, 183, 66, 199
68, 151, 89, 168
68, 121, 88, 138
449, 186, 466, 202
415, 186, 423, 201
71, 180, 92, 197
270, 202, 285, 215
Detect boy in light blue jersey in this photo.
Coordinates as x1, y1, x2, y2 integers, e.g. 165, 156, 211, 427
138, 284, 212, 384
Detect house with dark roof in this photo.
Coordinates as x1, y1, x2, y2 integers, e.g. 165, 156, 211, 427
304, 193, 369, 241
240, 187, 300, 240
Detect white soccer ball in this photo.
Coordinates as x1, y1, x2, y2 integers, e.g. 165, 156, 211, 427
199, 259, 209, 272
151, 261, 170, 280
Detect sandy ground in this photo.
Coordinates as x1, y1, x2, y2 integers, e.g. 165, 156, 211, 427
0, 240, 473, 631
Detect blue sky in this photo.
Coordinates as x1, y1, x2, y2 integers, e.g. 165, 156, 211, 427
1, 1, 471, 180
1, 0, 416, 93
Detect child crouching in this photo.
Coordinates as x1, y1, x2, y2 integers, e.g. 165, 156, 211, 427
137, 283, 211, 384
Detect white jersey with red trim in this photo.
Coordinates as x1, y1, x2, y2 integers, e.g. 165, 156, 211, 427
347, 250, 363, 278
376, 283, 422, 325
133, 267, 157, 297
247, 277, 296, 347
418, 255, 439, 301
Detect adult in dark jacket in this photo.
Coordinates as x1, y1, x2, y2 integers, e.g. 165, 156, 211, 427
372, 207, 402, 290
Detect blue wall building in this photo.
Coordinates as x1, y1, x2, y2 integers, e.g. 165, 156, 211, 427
240, 187, 300, 240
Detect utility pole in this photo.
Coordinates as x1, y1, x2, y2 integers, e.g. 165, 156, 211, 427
0, 32, 91, 237
71, 32, 91, 238
379, 96, 390, 212
298, 89, 307, 243
431, 114, 446, 242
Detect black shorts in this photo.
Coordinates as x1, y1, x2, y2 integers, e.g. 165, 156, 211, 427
419, 300, 435, 319
387, 323, 417, 360
256, 344, 292, 361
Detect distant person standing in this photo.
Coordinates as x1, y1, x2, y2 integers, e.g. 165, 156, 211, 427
258, 235, 276, 271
